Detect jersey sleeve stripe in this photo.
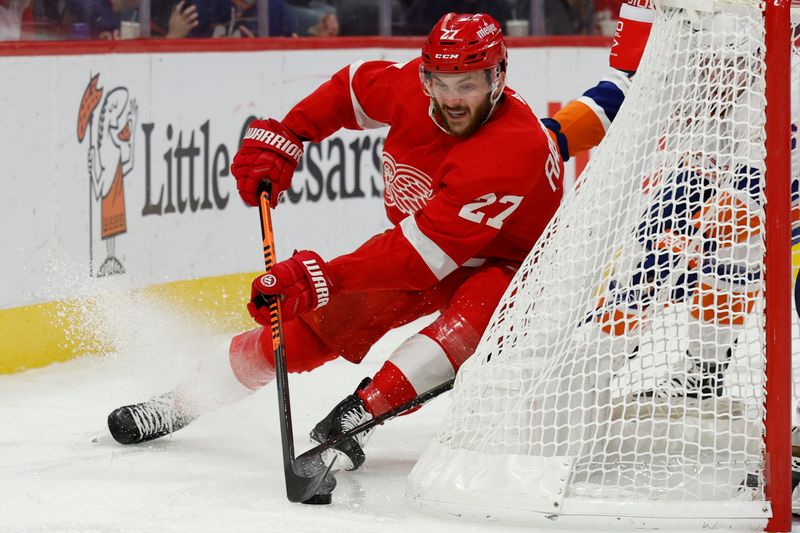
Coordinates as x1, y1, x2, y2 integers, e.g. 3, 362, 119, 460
349, 61, 389, 130
576, 95, 612, 132
387, 334, 455, 393
400, 215, 459, 280
578, 70, 632, 130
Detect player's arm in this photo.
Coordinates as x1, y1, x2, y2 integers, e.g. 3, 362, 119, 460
543, 70, 632, 160
247, 189, 506, 326
282, 60, 400, 142
543, 1, 654, 160
230, 60, 400, 207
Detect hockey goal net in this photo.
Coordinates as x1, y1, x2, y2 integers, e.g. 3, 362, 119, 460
408, 1, 795, 531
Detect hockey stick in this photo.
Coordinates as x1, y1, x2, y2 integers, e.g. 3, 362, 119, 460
257, 187, 335, 503
297, 378, 455, 462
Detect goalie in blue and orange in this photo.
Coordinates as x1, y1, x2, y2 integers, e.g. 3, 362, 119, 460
549, 3, 800, 491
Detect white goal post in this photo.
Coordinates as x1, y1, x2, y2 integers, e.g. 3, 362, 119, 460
407, 1, 794, 531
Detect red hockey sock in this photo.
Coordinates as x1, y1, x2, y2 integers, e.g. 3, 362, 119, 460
358, 361, 418, 416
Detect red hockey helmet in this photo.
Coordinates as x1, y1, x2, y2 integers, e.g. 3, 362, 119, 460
421, 13, 507, 74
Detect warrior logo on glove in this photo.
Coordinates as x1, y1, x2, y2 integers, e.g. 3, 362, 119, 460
242, 127, 303, 163
249, 250, 334, 324
302, 258, 331, 307
259, 274, 278, 288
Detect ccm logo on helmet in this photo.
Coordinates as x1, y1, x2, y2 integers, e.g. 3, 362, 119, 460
476, 23, 498, 39
434, 54, 460, 59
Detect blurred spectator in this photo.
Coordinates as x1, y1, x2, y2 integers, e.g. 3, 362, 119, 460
307, 10, 337, 35
286, 0, 337, 36
88, 0, 122, 38
151, 0, 230, 37
34, 0, 231, 40
517, 0, 594, 35
29, 0, 120, 40
159, 0, 199, 37
0, 0, 30, 39
593, 0, 621, 36
17, 0, 90, 39
232, 0, 293, 36
6, 0, 612, 40
402, 0, 511, 36
334, 0, 405, 36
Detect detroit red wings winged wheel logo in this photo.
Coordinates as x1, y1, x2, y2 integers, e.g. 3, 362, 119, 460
383, 152, 433, 215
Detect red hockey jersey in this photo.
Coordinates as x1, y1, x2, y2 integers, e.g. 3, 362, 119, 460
282, 58, 564, 293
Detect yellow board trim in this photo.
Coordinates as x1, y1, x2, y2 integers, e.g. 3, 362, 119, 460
794, 243, 800, 279
4, 245, 800, 375
0, 272, 260, 374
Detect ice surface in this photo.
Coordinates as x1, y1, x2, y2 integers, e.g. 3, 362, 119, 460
0, 316, 538, 533
2, 317, 798, 533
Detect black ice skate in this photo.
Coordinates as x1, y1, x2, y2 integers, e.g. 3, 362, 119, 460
632, 349, 739, 416
108, 392, 195, 445
310, 378, 375, 472
639, 350, 730, 400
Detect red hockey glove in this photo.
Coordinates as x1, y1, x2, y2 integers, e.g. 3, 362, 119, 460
248, 250, 333, 324
231, 118, 304, 207
609, 1, 655, 74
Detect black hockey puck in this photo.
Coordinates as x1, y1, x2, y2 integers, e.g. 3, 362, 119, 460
302, 493, 332, 505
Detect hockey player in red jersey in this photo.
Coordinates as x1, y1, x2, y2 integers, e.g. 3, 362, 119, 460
107, 13, 564, 472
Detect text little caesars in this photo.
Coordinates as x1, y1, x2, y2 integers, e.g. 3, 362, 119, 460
303, 258, 330, 307
243, 126, 303, 162
139, 117, 385, 216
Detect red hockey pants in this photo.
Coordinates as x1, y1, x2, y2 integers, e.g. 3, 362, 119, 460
229, 260, 517, 388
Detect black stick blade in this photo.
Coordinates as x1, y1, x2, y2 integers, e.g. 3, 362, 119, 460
285, 452, 337, 503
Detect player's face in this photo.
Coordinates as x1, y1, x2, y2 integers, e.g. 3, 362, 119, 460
428, 71, 495, 137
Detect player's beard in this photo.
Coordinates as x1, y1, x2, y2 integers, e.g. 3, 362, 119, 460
431, 95, 494, 138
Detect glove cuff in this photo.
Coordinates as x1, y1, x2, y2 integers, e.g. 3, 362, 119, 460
294, 250, 333, 309
609, 3, 655, 74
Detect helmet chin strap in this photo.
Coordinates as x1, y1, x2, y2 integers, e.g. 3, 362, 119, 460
482, 78, 505, 125
428, 99, 452, 135
419, 75, 450, 134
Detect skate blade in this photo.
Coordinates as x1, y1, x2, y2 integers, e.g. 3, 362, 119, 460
320, 447, 354, 472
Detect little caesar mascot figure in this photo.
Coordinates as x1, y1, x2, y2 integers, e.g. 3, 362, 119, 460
107, 13, 564, 472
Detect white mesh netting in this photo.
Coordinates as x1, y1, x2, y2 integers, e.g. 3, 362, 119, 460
409, 0, 799, 525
